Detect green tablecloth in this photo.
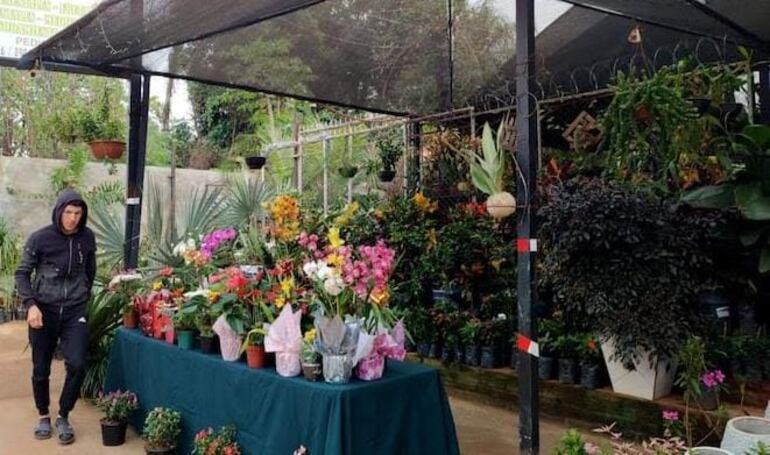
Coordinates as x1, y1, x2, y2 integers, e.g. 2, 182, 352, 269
104, 327, 460, 454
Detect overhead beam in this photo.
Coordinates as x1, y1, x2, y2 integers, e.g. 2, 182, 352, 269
515, 0, 539, 453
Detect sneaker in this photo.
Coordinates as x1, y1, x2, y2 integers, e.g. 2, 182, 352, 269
33, 417, 51, 440
55, 416, 74, 445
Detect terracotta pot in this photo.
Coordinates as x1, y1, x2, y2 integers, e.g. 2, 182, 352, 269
122, 311, 137, 329
89, 140, 125, 160
246, 345, 266, 368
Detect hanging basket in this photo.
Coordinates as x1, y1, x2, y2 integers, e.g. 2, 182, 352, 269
245, 156, 266, 169
486, 192, 516, 219
377, 170, 396, 182
89, 140, 125, 160
338, 166, 358, 179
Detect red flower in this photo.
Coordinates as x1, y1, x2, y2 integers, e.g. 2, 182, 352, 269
159, 266, 174, 277
227, 274, 248, 290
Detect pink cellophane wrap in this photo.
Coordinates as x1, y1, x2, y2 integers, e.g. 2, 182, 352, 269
355, 321, 407, 381
265, 305, 302, 377
213, 315, 241, 361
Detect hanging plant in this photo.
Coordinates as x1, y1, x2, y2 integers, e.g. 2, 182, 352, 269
469, 122, 515, 219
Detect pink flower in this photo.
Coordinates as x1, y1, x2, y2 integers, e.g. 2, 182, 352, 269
700, 369, 726, 389
584, 442, 601, 455
662, 410, 679, 421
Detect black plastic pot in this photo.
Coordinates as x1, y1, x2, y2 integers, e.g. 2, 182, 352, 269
416, 343, 430, 357
440, 346, 454, 363
428, 343, 443, 359
480, 345, 500, 369
101, 420, 127, 446
465, 345, 480, 367
245, 156, 266, 169
688, 97, 711, 115
510, 351, 520, 372
579, 361, 602, 389
558, 358, 579, 384
453, 346, 465, 364
199, 335, 218, 354
338, 166, 358, 178
431, 289, 461, 305
538, 356, 555, 380
377, 170, 396, 182
720, 102, 743, 122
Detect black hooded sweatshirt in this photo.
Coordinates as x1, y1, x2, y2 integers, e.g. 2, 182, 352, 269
14, 189, 96, 309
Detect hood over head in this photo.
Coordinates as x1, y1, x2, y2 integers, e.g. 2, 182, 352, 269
52, 189, 88, 233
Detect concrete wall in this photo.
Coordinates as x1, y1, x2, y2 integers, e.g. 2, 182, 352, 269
0, 156, 227, 239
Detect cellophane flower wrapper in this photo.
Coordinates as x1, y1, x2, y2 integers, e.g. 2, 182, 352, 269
314, 315, 360, 358
354, 322, 407, 381
265, 305, 303, 376
213, 315, 242, 361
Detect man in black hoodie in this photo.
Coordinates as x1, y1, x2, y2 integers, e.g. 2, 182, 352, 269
15, 189, 96, 445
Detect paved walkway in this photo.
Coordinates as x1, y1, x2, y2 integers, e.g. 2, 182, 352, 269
0, 320, 579, 454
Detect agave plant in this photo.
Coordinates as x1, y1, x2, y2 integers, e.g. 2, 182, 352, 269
469, 122, 516, 219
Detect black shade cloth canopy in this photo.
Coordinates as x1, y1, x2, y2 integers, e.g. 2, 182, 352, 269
19, 0, 770, 115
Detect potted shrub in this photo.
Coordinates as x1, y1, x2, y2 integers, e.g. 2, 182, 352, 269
479, 318, 506, 369
301, 328, 321, 381
537, 319, 561, 380
554, 334, 580, 385
79, 88, 127, 161
142, 407, 181, 455
405, 306, 432, 358
373, 129, 403, 182
540, 178, 716, 400
461, 319, 482, 367
173, 308, 196, 350
193, 426, 241, 455
96, 390, 139, 446
578, 335, 604, 390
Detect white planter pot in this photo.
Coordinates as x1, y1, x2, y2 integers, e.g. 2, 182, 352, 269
689, 447, 734, 455
721, 417, 770, 455
601, 338, 676, 400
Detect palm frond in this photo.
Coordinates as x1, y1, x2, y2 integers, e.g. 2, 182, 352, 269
88, 201, 125, 271
223, 173, 272, 228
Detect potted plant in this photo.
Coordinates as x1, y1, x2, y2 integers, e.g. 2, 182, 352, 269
196, 310, 218, 354
338, 166, 358, 179
373, 129, 403, 182
405, 306, 432, 358
96, 390, 139, 446
244, 155, 266, 170
142, 407, 181, 455
301, 328, 321, 381
537, 319, 562, 380
461, 318, 482, 367
554, 334, 581, 385
173, 307, 196, 350
193, 426, 241, 455
241, 325, 267, 369
578, 335, 603, 389
79, 87, 127, 160
479, 318, 507, 369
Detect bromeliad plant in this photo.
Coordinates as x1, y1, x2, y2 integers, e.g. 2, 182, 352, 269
468, 122, 516, 219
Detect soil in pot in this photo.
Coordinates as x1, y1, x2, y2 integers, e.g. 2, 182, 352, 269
246, 345, 266, 368
480, 346, 500, 369
579, 361, 603, 389
101, 419, 127, 446
558, 358, 579, 384
465, 345, 480, 367
538, 356, 555, 380
176, 330, 195, 350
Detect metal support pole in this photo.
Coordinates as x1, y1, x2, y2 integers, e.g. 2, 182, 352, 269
124, 74, 151, 269
759, 65, 770, 125
407, 120, 421, 195
515, 0, 539, 453
322, 136, 329, 214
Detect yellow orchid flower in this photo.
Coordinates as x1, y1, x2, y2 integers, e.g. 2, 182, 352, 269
152, 281, 163, 291
274, 295, 286, 309
280, 277, 294, 296
304, 328, 317, 344
413, 192, 438, 214
328, 227, 345, 249
369, 288, 390, 307
326, 253, 344, 268
208, 291, 220, 303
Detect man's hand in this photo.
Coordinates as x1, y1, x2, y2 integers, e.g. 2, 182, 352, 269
27, 305, 43, 329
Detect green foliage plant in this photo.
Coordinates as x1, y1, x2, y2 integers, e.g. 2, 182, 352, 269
143, 407, 181, 451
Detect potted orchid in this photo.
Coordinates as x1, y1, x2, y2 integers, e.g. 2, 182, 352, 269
108, 271, 143, 328
301, 328, 322, 381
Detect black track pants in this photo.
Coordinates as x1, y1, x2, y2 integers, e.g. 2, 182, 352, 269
29, 303, 88, 417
